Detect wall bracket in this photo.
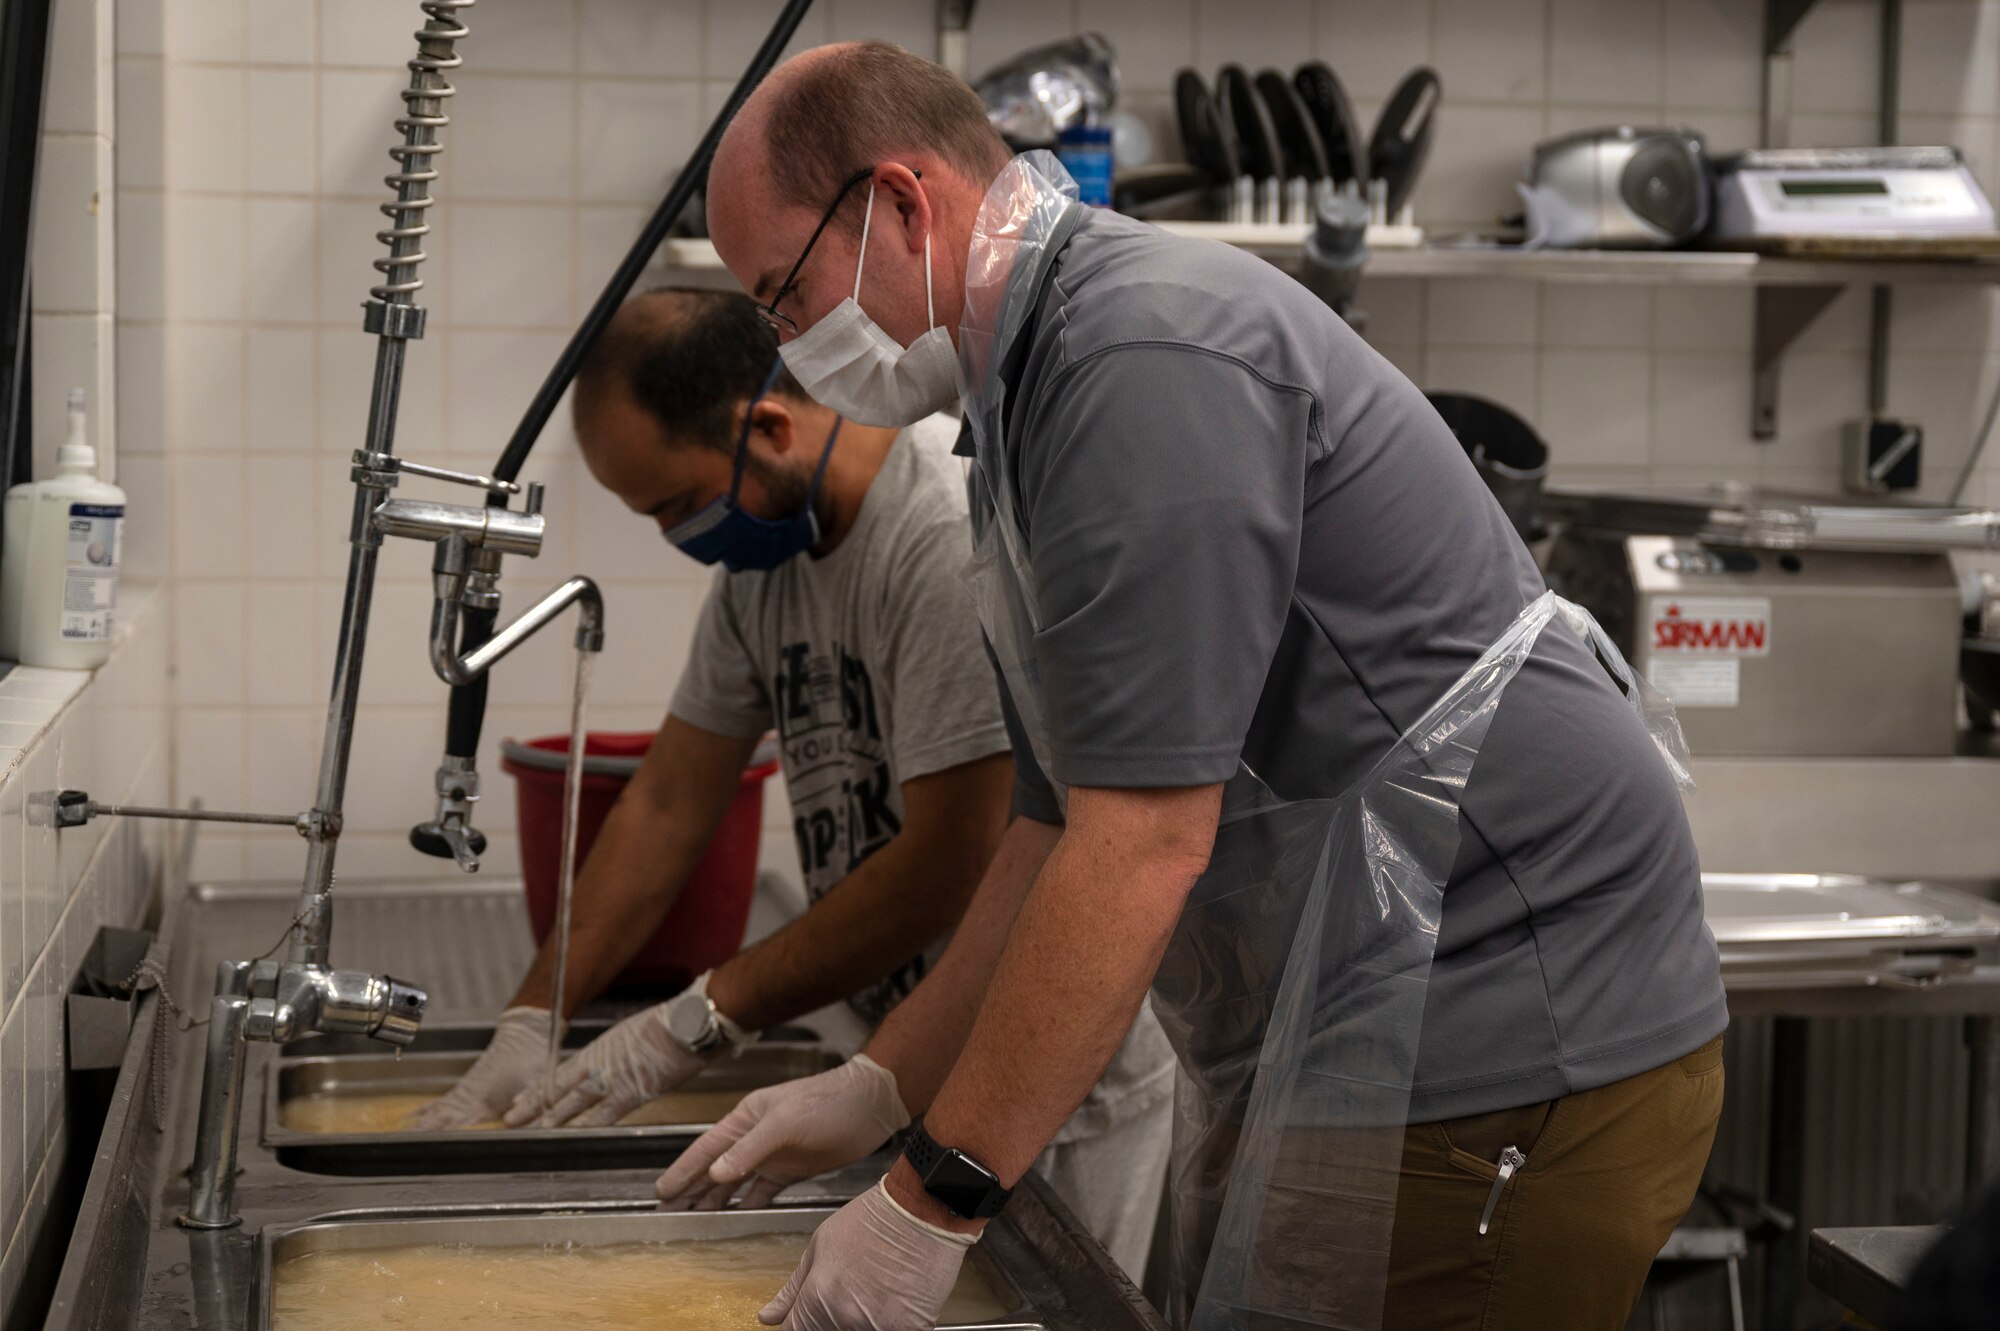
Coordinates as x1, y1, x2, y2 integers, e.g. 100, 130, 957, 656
1753, 284, 1843, 439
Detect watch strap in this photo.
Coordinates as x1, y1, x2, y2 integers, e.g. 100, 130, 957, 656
902, 1116, 946, 1175
902, 1118, 1012, 1220
690, 971, 756, 1050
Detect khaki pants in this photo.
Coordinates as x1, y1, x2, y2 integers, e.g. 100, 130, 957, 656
1384, 1036, 1726, 1331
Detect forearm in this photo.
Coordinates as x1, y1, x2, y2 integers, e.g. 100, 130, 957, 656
706, 753, 1014, 1035
509, 793, 712, 1015
923, 829, 1194, 1182
862, 815, 1061, 1115
509, 717, 755, 1016
706, 835, 961, 1032
886, 785, 1219, 1236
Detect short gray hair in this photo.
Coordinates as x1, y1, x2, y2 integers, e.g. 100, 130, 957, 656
763, 42, 1011, 225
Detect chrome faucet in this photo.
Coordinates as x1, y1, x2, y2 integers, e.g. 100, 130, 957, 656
178, 0, 606, 1229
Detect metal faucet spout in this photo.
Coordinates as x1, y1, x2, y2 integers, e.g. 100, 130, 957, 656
430, 574, 604, 686
183, 960, 425, 1228
180, 993, 251, 1229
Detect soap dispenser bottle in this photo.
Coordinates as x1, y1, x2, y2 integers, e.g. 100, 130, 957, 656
0, 390, 127, 668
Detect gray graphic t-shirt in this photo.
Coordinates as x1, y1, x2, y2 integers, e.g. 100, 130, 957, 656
669, 414, 1011, 1021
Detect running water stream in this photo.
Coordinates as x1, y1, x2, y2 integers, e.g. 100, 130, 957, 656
544, 647, 594, 1090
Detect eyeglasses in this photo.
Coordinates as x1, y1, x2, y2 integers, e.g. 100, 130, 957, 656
756, 165, 919, 335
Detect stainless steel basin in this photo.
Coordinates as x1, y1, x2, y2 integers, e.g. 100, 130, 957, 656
284, 1019, 822, 1059
257, 1205, 1045, 1330
47, 882, 1164, 1331
264, 1044, 842, 1176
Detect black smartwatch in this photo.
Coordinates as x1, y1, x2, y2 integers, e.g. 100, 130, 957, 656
902, 1118, 1012, 1220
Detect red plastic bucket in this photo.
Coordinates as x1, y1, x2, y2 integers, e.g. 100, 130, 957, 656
502, 732, 779, 992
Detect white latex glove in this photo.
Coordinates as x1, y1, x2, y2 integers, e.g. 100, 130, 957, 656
402, 1007, 554, 1130
504, 1002, 703, 1128
654, 1054, 911, 1211
759, 1179, 976, 1330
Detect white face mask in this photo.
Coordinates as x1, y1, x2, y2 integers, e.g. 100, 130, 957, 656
778, 180, 960, 429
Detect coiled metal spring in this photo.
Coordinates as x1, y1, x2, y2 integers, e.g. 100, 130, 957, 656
371, 0, 475, 304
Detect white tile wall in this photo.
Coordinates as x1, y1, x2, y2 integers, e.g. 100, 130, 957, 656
3, 7, 171, 1300
0, 593, 170, 1326
33, 0, 119, 488
116, 0, 2000, 898
11, 0, 158, 1298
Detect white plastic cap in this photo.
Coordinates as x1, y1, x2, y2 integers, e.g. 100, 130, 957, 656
59, 388, 93, 470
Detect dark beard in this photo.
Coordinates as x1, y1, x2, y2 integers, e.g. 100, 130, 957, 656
743, 451, 833, 533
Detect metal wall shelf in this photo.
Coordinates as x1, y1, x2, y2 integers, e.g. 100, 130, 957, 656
657, 229, 2000, 288
1368, 247, 2000, 288
1164, 227, 2000, 287
656, 226, 1996, 442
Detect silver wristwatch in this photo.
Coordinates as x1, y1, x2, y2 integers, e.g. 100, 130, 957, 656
662, 971, 753, 1057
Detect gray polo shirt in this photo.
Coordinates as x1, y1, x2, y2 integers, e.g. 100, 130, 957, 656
968, 206, 1725, 1123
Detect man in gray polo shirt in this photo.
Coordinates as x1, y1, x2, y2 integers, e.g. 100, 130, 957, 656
669, 42, 1726, 1331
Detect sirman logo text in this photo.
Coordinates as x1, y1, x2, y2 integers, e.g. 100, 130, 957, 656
1653, 603, 1768, 653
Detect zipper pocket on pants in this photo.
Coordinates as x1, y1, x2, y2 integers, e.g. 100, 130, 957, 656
1477, 1146, 1527, 1236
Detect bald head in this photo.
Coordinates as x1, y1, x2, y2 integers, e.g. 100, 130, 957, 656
707, 43, 1011, 357
714, 42, 1009, 226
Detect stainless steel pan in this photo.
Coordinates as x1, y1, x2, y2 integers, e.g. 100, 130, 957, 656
263, 1045, 842, 1176
257, 1205, 1044, 1330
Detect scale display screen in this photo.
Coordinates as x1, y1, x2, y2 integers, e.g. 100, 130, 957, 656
1713, 148, 1999, 244
1778, 178, 1892, 197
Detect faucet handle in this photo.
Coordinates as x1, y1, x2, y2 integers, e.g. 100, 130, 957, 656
409, 758, 485, 872
524, 481, 545, 517
357, 451, 522, 497
410, 817, 486, 872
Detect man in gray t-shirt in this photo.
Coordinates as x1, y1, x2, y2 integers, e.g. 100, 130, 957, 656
670, 407, 1000, 1024
417, 288, 1173, 1281
683, 42, 1728, 1331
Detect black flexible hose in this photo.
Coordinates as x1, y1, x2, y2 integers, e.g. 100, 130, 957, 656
490, 0, 818, 485
444, 605, 497, 760
410, 603, 496, 860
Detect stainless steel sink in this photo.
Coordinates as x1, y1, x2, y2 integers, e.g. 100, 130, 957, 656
264, 1044, 842, 1176
257, 1204, 1046, 1330
49, 882, 1163, 1331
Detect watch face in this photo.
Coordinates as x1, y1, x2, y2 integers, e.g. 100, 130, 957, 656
926, 1150, 1003, 1220
665, 993, 715, 1049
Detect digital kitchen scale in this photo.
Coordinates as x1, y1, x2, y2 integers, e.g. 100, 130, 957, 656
1710, 145, 2000, 255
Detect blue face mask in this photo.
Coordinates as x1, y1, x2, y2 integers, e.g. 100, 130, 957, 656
664, 363, 844, 573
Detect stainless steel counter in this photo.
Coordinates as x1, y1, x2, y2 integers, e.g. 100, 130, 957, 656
1702, 873, 2000, 1331
44, 881, 1164, 1331
1807, 1225, 1936, 1328
1685, 743, 2000, 881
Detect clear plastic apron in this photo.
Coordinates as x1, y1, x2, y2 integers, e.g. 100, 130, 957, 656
957, 153, 1694, 1331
